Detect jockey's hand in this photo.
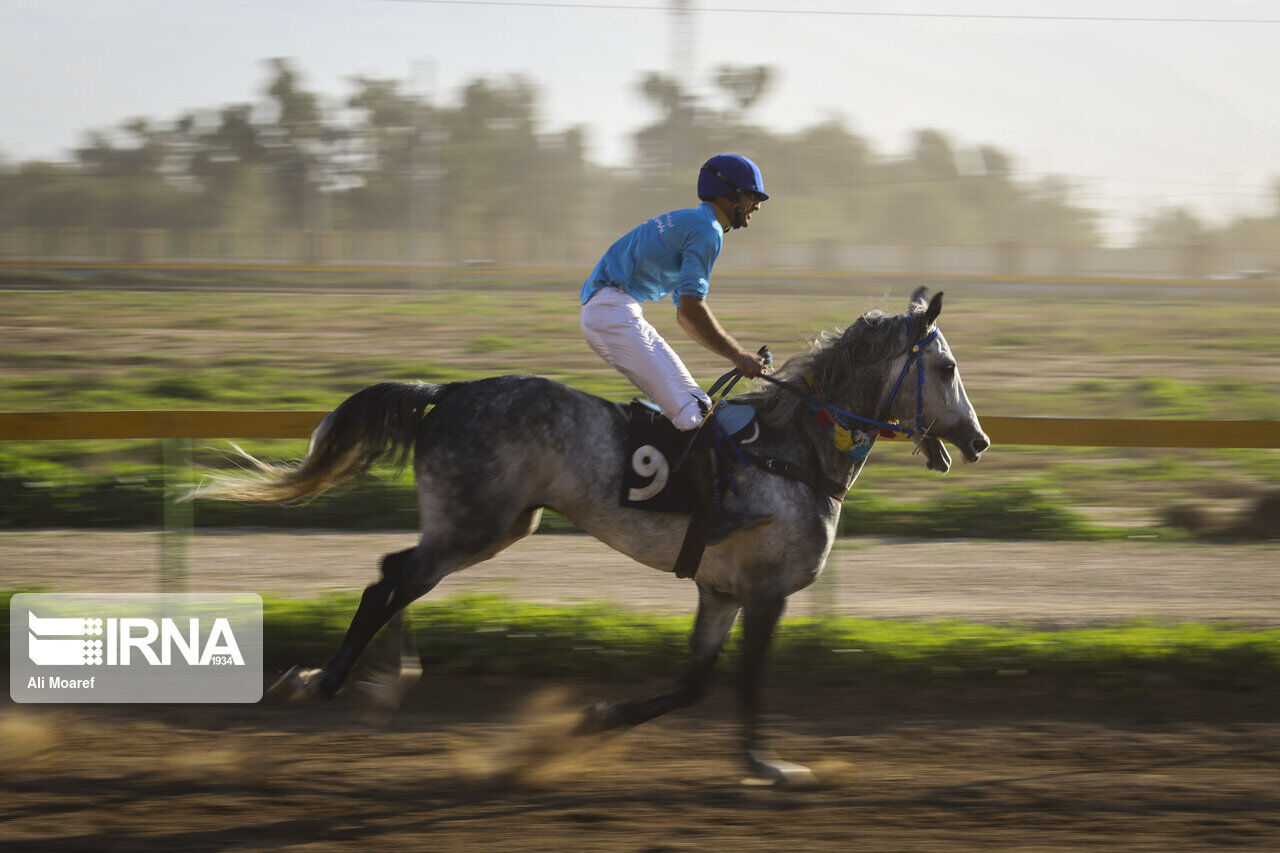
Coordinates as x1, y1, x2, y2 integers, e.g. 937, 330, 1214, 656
732, 350, 768, 378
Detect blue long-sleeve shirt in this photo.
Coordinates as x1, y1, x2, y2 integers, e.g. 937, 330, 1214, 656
581, 202, 724, 307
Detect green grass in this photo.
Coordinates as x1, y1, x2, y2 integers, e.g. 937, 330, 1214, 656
466, 334, 520, 354
837, 481, 1134, 540
5, 591, 1277, 689
0, 460, 1155, 538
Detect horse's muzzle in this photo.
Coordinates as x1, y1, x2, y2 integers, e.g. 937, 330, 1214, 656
929, 425, 989, 468
961, 430, 990, 463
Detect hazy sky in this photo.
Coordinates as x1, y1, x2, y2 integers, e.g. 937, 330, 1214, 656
3, 0, 1277, 243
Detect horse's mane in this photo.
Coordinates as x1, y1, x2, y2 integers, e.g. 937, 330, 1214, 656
742, 307, 922, 429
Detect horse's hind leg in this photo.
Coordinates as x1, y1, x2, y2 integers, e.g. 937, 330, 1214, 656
271, 506, 543, 702
270, 545, 428, 701
577, 584, 739, 732
316, 545, 431, 697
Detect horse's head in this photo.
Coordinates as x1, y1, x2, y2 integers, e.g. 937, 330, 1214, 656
751, 288, 990, 472
882, 287, 989, 472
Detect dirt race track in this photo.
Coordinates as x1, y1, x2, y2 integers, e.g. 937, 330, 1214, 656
3, 532, 1280, 850
3, 680, 1280, 851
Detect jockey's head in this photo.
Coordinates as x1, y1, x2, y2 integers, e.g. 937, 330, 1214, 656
697, 153, 768, 230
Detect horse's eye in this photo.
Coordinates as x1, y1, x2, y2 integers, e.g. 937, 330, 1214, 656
940, 361, 957, 376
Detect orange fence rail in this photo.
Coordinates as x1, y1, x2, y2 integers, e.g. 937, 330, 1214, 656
0, 411, 1277, 448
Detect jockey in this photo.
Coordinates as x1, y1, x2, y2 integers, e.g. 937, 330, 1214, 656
580, 153, 773, 544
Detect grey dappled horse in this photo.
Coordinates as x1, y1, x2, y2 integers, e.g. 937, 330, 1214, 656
198, 287, 988, 783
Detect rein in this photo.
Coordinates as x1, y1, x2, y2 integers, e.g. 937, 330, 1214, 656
701, 315, 941, 499
757, 325, 941, 442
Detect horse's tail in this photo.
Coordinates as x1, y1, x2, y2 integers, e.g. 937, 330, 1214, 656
191, 381, 451, 504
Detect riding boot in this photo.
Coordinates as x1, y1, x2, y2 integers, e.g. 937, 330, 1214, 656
691, 448, 774, 546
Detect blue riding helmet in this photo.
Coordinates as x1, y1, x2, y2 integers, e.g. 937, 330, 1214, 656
697, 153, 769, 201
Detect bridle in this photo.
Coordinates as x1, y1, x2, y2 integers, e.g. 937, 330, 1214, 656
878, 324, 942, 439
701, 315, 942, 500
753, 320, 942, 454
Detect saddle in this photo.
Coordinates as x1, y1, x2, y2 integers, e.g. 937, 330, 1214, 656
618, 398, 760, 514
618, 398, 762, 579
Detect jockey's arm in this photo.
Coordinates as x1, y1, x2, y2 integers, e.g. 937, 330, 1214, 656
676, 296, 766, 377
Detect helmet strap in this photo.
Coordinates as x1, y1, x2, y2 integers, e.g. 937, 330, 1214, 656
730, 190, 751, 230
709, 194, 744, 232
700, 163, 759, 231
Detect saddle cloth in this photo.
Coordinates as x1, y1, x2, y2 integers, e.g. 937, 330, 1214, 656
619, 399, 759, 513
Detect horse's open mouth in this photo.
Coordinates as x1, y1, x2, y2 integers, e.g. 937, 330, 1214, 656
916, 436, 952, 472
918, 432, 986, 471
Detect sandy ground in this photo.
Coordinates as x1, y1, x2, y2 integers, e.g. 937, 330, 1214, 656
2, 530, 1277, 623
2, 679, 1279, 851
4, 531, 1280, 850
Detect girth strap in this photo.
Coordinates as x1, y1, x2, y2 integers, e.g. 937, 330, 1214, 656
673, 510, 707, 579
742, 452, 848, 502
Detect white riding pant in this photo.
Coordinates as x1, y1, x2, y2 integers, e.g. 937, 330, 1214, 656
581, 287, 710, 431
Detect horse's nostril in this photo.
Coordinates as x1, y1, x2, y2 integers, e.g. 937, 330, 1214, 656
972, 436, 990, 454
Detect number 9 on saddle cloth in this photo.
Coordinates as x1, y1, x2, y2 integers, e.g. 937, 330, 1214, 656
619, 398, 760, 513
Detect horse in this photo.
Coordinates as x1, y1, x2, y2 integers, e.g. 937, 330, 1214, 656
194, 286, 989, 784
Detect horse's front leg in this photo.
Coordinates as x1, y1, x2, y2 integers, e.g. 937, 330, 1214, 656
741, 594, 815, 786
578, 584, 739, 731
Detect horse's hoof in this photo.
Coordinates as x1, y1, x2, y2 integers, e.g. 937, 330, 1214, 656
742, 752, 817, 787
266, 665, 328, 702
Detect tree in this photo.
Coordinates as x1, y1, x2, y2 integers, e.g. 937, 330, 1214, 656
259, 58, 345, 231
343, 76, 429, 230
70, 117, 210, 228
910, 129, 959, 183
714, 64, 772, 112
1136, 206, 1207, 248
178, 105, 266, 228
633, 72, 710, 181
434, 76, 551, 256
1017, 176, 1099, 247
966, 144, 1018, 243
2, 57, 1158, 254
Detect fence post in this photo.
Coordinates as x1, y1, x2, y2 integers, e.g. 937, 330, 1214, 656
161, 438, 192, 590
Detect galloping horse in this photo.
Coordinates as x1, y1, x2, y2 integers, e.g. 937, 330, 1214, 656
196, 287, 988, 783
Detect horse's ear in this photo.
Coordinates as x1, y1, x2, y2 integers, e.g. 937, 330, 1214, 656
925, 291, 944, 327
909, 286, 929, 311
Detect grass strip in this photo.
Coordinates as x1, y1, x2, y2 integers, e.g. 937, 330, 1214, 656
5, 592, 1278, 689
0, 466, 1154, 540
